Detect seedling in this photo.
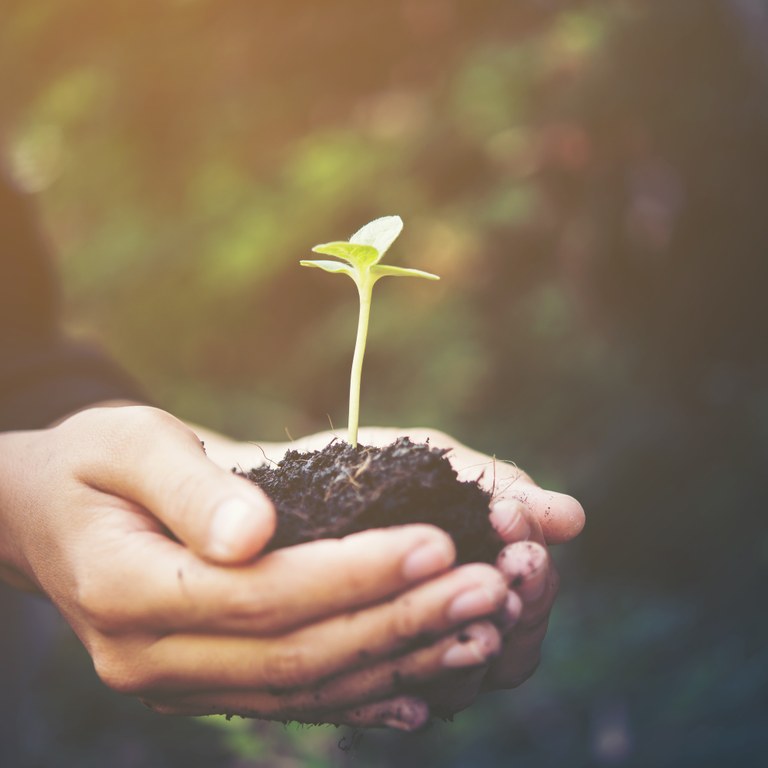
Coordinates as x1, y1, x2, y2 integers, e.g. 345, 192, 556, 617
301, 215, 439, 447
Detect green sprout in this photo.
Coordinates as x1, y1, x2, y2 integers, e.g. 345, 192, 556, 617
301, 215, 439, 447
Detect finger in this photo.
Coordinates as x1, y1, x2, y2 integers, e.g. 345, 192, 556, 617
144, 621, 501, 718
353, 429, 585, 545
324, 696, 430, 731
496, 541, 550, 602
489, 499, 538, 544
500, 590, 524, 630
492, 486, 584, 545
82, 523, 457, 634
483, 560, 560, 692
416, 667, 487, 719
482, 620, 547, 690
71, 406, 276, 563
101, 564, 506, 693
145, 694, 430, 732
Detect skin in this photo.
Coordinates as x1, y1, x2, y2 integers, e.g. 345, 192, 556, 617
199, 425, 585, 719
0, 406, 584, 731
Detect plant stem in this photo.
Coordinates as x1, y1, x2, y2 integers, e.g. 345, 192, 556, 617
348, 274, 373, 447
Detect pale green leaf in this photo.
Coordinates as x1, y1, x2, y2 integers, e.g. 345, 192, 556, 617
300, 259, 356, 278
349, 215, 403, 261
371, 264, 440, 281
311, 241, 379, 267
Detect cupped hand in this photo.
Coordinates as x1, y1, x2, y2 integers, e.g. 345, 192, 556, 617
211, 426, 585, 719
372, 428, 584, 711
0, 407, 511, 731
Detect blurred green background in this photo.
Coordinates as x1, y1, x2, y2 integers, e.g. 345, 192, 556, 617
2, 0, 767, 765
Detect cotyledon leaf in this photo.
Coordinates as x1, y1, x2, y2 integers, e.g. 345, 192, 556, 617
371, 264, 440, 281
349, 215, 404, 260
311, 241, 379, 268
299, 259, 356, 277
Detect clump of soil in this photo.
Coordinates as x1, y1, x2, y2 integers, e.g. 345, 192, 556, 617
240, 437, 502, 564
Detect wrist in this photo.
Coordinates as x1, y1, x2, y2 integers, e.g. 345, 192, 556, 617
0, 429, 43, 591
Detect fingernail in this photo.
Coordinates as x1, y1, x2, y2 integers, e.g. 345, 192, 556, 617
504, 543, 548, 601
209, 497, 258, 559
402, 538, 455, 581
384, 715, 424, 732
447, 585, 504, 622
442, 638, 488, 668
500, 591, 523, 630
382, 698, 429, 732
490, 500, 531, 542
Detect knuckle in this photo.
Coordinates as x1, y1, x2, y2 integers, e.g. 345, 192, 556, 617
116, 405, 178, 433
69, 404, 145, 439
164, 469, 208, 515
75, 573, 126, 633
92, 647, 145, 695
263, 645, 310, 689
161, 471, 227, 547
110, 407, 192, 455
222, 589, 280, 629
63, 405, 194, 471
389, 595, 424, 641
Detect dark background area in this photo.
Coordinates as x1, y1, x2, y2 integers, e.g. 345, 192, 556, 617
2, 0, 767, 765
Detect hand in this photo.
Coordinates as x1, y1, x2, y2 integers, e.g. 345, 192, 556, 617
212, 426, 584, 718
374, 428, 585, 714
0, 406, 509, 731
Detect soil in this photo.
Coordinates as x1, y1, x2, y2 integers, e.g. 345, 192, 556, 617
240, 437, 502, 564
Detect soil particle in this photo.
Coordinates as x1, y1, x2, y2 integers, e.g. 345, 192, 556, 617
241, 437, 502, 564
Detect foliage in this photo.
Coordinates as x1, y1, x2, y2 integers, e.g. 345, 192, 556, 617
302, 215, 438, 445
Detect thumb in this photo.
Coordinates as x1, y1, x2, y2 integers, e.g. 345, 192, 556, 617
490, 487, 585, 546
77, 407, 276, 563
